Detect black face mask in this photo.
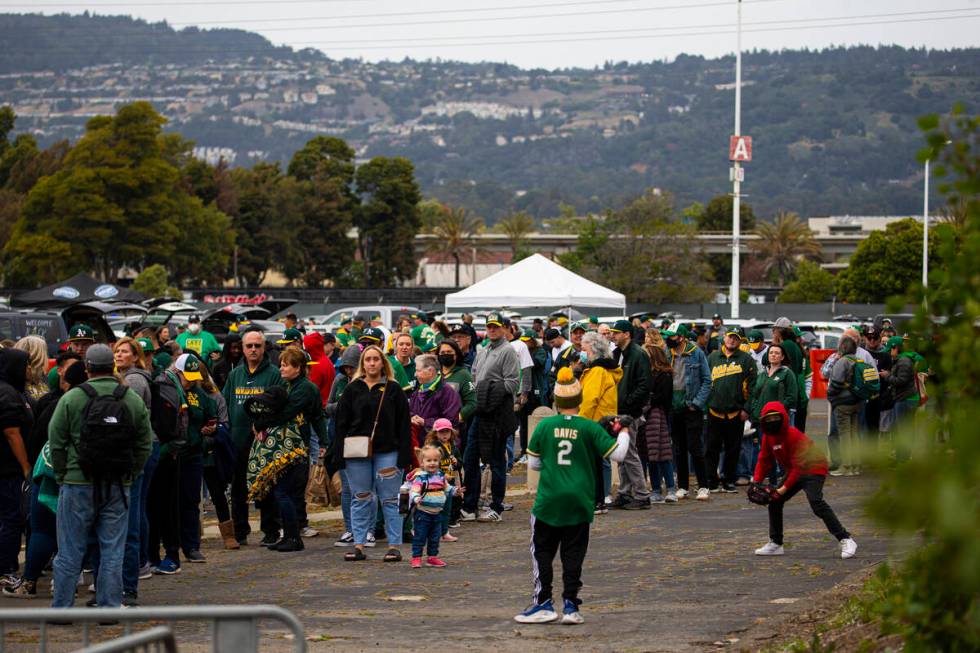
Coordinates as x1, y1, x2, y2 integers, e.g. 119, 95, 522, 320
760, 417, 784, 435
437, 354, 456, 368
666, 338, 679, 349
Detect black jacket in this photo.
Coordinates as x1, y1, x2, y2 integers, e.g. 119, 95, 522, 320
647, 369, 673, 413
475, 379, 517, 463
0, 349, 34, 478
615, 342, 652, 418
334, 378, 412, 470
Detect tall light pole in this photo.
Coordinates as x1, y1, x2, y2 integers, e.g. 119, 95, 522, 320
730, 0, 743, 318
922, 158, 929, 290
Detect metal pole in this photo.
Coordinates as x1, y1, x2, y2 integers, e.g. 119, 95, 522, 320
922, 158, 929, 289
731, 0, 742, 319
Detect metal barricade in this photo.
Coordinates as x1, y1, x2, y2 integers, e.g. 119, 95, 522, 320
75, 626, 176, 653
0, 605, 305, 653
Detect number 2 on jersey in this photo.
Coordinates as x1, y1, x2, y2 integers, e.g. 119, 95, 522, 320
557, 439, 573, 466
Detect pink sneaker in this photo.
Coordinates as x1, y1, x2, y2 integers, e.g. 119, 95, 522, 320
410, 557, 422, 569
440, 533, 458, 542
426, 556, 447, 568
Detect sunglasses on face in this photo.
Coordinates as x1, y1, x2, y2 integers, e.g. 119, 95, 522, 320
244, 343, 264, 349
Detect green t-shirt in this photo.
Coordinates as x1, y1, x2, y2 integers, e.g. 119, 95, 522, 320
411, 324, 436, 353
528, 414, 617, 527
176, 330, 222, 361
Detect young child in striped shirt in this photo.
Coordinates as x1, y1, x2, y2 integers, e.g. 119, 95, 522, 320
410, 444, 461, 568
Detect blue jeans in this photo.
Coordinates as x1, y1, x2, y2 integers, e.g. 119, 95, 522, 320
122, 473, 143, 594
179, 457, 204, 554
346, 451, 402, 546
340, 469, 352, 532
53, 483, 130, 608
23, 482, 57, 582
462, 417, 507, 514
412, 510, 441, 558
140, 443, 161, 566
0, 475, 26, 575
736, 437, 760, 480
648, 461, 675, 493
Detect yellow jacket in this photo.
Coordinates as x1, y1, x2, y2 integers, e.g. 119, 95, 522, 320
579, 361, 623, 422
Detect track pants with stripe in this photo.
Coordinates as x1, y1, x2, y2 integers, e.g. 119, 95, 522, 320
530, 516, 590, 607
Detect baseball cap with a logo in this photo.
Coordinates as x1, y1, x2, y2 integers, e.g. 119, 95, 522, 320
174, 353, 203, 382
358, 327, 385, 344
68, 323, 96, 342
485, 312, 504, 327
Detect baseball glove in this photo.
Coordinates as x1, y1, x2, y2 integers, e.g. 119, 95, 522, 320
747, 482, 781, 506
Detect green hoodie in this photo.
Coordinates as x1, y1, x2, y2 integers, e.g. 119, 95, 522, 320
181, 385, 217, 460
283, 376, 329, 447
48, 376, 153, 486
222, 357, 283, 449
443, 365, 477, 421
706, 347, 757, 416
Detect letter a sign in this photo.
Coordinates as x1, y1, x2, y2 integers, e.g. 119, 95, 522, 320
729, 135, 752, 162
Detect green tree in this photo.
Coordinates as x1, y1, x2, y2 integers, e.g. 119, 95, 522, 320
777, 260, 835, 302
228, 162, 287, 286
495, 211, 535, 259
750, 211, 822, 286
354, 156, 422, 286
426, 203, 484, 287
132, 263, 180, 297
835, 217, 949, 303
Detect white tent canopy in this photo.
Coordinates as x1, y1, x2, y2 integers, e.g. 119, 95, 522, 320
444, 254, 626, 311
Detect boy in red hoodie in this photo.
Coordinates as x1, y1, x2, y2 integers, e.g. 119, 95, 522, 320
752, 401, 858, 559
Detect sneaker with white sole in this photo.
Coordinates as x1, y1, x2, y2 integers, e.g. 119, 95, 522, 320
674, 488, 689, 499
459, 509, 477, 522
514, 599, 559, 624
829, 469, 845, 477
696, 487, 710, 501
561, 598, 584, 625
840, 538, 858, 559
300, 526, 319, 538
365, 532, 377, 547
665, 491, 678, 503
478, 507, 502, 522
754, 541, 785, 556
334, 531, 354, 547
138, 563, 153, 580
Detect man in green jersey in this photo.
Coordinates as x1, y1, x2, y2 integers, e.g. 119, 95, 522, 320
515, 366, 629, 626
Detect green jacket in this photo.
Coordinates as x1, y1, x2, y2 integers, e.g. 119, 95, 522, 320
48, 376, 153, 486
388, 355, 414, 392
181, 386, 217, 460
749, 366, 799, 422
411, 324, 436, 352
222, 358, 283, 450
443, 365, 477, 421
706, 347, 757, 415
283, 377, 329, 447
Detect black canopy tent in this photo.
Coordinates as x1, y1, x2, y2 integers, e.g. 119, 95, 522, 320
12, 273, 144, 309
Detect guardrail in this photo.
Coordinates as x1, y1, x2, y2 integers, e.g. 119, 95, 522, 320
0, 605, 305, 653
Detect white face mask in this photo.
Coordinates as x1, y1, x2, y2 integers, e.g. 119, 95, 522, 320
188, 323, 202, 335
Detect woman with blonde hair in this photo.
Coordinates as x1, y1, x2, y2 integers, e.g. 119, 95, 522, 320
334, 345, 412, 563
645, 328, 666, 351
14, 336, 49, 400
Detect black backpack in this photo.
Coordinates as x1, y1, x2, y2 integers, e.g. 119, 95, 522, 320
77, 382, 137, 485
150, 372, 185, 444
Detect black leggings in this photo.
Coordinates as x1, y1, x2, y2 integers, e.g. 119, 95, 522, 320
203, 466, 230, 523
671, 408, 707, 490
768, 474, 849, 545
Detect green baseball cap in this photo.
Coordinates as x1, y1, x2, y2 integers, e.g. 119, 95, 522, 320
520, 329, 537, 341
136, 337, 156, 353
485, 312, 504, 327
610, 319, 632, 333
885, 335, 904, 351
675, 323, 691, 338
570, 322, 587, 333
725, 325, 745, 338
747, 329, 764, 343
174, 353, 203, 382
340, 314, 352, 326
358, 326, 385, 344
277, 327, 303, 344
660, 329, 677, 338
588, 316, 599, 325
68, 323, 95, 341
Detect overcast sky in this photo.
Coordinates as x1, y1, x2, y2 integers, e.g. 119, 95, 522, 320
9, 0, 980, 69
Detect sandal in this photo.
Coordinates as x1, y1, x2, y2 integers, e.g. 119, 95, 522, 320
383, 548, 402, 563
344, 548, 367, 562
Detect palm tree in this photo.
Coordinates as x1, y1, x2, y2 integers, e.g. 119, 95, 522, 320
495, 211, 535, 260
750, 211, 822, 287
429, 205, 484, 287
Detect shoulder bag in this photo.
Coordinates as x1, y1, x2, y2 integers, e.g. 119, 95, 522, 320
343, 383, 386, 459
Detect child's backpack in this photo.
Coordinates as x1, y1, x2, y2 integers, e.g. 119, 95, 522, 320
150, 372, 186, 444
77, 383, 137, 484
847, 356, 880, 401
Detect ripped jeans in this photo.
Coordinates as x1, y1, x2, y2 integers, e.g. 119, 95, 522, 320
346, 451, 403, 546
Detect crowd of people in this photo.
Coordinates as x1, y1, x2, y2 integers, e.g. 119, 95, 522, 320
0, 307, 927, 622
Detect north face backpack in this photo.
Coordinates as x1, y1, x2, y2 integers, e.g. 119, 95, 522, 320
77, 383, 137, 483
847, 356, 881, 401
150, 372, 186, 444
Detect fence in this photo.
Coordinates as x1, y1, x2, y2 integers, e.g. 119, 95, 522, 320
0, 605, 305, 653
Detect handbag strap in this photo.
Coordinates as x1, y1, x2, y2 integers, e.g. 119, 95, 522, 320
368, 383, 387, 442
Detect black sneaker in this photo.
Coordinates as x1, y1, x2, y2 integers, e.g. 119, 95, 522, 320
122, 591, 139, 607
622, 498, 651, 510
85, 597, 98, 608
2, 578, 36, 598
272, 537, 305, 552
609, 495, 631, 509
722, 484, 738, 493
260, 532, 281, 547
184, 550, 207, 563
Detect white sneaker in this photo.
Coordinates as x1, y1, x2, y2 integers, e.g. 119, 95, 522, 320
829, 469, 845, 477
333, 531, 354, 547
459, 509, 477, 522
665, 491, 678, 503
840, 538, 858, 559
674, 488, 689, 499
300, 526, 319, 538
696, 488, 710, 501
88, 583, 95, 593
514, 599, 559, 624
755, 541, 785, 556
365, 532, 377, 547
478, 508, 502, 523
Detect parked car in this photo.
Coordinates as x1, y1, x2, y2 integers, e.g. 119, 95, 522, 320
140, 303, 285, 345
0, 303, 117, 357
313, 305, 425, 331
